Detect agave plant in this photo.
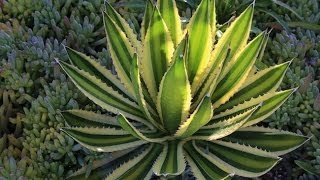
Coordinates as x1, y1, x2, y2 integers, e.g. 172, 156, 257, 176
56, 0, 309, 179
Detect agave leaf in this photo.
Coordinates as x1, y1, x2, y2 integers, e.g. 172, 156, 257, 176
105, 2, 142, 53
141, 6, 175, 102
157, 53, 191, 134
175, 96, 213, 138
193, 4, 254, 101
184, 141, 231, 180
222, 126, 310, 156
157, 0, 183, 46
185, 0, 213, 92
66, 148, 138, 179
106, 143, 163, 180
212, 32, 265, 108
195, 105, 260, 140
61, 127, 147, 152
213, 89, 296, 128
195, 140, 281, 177
243, 88, 296, 127
103, 11, 135, 95
58, 61, 153, 127
153, 140, 186, 176
61, 110, 119, 128
65, 47, 134, 99
141, 0, 154, 42
130, 54, 162, 130
117, 114, 168, 142
216, 61, 290, 112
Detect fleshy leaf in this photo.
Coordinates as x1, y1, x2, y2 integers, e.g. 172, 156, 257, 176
184, 141, 231, 180
153, 140, 186, 176
222, 126, 309, 156
157, 0, 182, 46
212, 32, 265, 108
175, 96, 213, 138
195, 140, 281, 177
106, 143, 163, 180
61, 127, 146, 152
141, 6, 175, 102
65, 47, 133, 99
157, 54, 191, 134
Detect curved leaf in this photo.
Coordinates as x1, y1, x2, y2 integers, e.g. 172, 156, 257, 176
153, 140, 186, 176
212, 32, 265, 108
184, 141, 231, 180
222, 126, 310, 156
157, 0, 183, 45
65, 47, 133, 99
157, 55, 191, 134
61, 127, 146, 152
61, 110, 119, 128
175, 96, 213, 138
106, 143, 163, 180
195, 140, 280, 177
141, 6, 175, 102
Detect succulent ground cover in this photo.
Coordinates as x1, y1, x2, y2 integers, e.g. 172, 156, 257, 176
0, 0, 319, 179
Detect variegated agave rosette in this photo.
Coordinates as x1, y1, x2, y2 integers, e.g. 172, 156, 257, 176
56, 0, 309, 179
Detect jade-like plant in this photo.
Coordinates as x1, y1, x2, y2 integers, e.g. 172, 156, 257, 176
56, 0, 309, 179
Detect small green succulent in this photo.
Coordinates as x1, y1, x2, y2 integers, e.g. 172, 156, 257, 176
56, 0, 309, 179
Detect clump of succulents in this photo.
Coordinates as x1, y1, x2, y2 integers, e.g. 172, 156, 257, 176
57, 0, 309, 179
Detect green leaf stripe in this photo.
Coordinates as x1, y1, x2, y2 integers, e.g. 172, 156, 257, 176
217, 61, 290, 112
157, 55, 191, 134
223, 126, 309, 156
61, 110, 119, 128
58, 61, 145, 121
65, 47, 133, 99
184, 141, 231, 180
107, 143, 163, 180
153, 140, 186, 176
196, 140, 280, 177
212, 32, 265, 108
61, 127, 146, 152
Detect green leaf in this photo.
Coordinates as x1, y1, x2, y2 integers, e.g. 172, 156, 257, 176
295, 160, 320, 176
195, 105, 260, 140
212, 32, 265, 108
259, 9, 290, 32
222, 126, 310, 156
195, 140, 280, 177
105, 2, 142, 52
141, 6, 175, 102
103, 11, 135, 95
106, 143, 163, 180
158, 0, 183, 46
58, 61, 150, 125
186, 0, 213, 91
216, 61, 290, 113
153, 140, 186, 176
65, 47, 133, 99
61, 110, 119, 128
157, 54, 191, 134
61, 127, 146, 152
175, 96, 213, 138
243, 88, 296, 127
184, 141, 231, 180
117, 114, 168, 142
212, 89, 296, 128
66, 148, 138, 179
130, 54, 162, 130
141, 0, 154, 42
